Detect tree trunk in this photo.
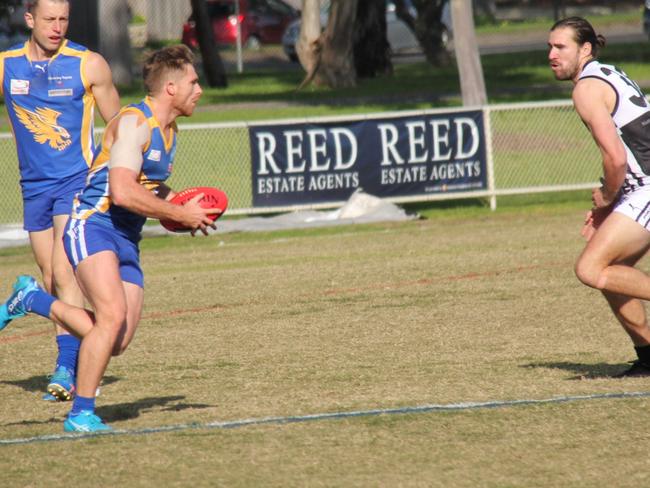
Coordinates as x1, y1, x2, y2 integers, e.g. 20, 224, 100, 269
450, 0, 486, 106
99, 0, 132, 86
395, 0, 451, 67
67, 0, 99, 51
190, 0, 228, 88
393, 0, 415, 31
354, 0, 392, 79
314, 0, 358, 88
296, 0, 321, 78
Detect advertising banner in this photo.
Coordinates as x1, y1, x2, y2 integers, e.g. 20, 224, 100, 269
249, 110, 487, 207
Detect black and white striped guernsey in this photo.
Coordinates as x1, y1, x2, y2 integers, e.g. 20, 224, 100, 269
579, 59, 650, 192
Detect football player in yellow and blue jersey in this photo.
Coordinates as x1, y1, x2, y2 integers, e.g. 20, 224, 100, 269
0, 44, 217, 432
0, 0, 119, 402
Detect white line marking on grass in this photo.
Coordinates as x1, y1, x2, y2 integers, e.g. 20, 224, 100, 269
2, 391, 649, 445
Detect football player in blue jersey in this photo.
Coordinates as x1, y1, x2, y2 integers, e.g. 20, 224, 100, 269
549, 17, 650, 377
0, 44, 216, 432
0, 0, 120, 401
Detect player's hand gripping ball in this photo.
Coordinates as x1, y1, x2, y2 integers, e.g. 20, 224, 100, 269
160, 186, 228, 232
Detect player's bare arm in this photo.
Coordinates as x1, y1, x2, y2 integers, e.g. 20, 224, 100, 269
110, 168, 215, 232
107, 113, 214, 230
84, 51, 120, 123
573, 78, 627, 208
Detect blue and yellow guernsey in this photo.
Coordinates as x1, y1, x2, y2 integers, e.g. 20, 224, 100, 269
0, 40, 96, 198
71, 98, 177, 243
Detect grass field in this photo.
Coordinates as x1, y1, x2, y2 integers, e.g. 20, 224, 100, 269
2, 203, 650, 486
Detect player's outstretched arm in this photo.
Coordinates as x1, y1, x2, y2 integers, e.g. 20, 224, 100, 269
85, 51, 121, 123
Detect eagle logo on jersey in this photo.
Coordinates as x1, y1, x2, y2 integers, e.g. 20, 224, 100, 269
12, 102, 72, 151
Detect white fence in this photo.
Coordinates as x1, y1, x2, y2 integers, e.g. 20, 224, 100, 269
0, 99, 600, 225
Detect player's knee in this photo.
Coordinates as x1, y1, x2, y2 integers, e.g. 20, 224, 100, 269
52, 264, 76, 292
97, 308, 127, 337
574, 259, 603, 289
39, 267, 54, 294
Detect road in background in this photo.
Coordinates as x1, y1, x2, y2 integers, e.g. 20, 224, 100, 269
220, 19, 646, 71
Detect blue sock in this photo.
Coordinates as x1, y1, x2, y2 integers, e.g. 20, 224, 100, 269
56, 335, 80, 374
23, 289, 55, 317
70, 395, 95, 416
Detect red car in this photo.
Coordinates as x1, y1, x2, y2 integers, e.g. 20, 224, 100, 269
182, 0, 299, 50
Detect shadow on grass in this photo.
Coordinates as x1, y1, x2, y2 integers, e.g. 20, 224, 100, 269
402, 198, 489, 216
2, 417, 62, 427
522, 361, 632, 380
98, 396, 214, 422
0, 393, 213, 428
0, 374, 120, 394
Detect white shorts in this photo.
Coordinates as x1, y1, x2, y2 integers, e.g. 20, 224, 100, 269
614, 190, 650, 230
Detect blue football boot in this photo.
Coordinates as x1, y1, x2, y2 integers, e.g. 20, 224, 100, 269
0, 275, 41, 331
46, 366, 76, 402
64, 411, 112, 432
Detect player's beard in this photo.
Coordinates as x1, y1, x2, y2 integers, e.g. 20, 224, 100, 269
553, 70, 573, 81
553, 56, 582, 81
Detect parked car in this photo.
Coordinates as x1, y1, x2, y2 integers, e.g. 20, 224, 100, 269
644, 0, 650, 40
182, 0, 299, 50
282, 0, 451, 62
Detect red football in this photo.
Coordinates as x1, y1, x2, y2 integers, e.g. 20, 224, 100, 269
160, 186, 228, 232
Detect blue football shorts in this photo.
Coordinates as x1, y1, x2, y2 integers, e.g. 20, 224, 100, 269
64, 219, 144, 288
22, 172, 87, 232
